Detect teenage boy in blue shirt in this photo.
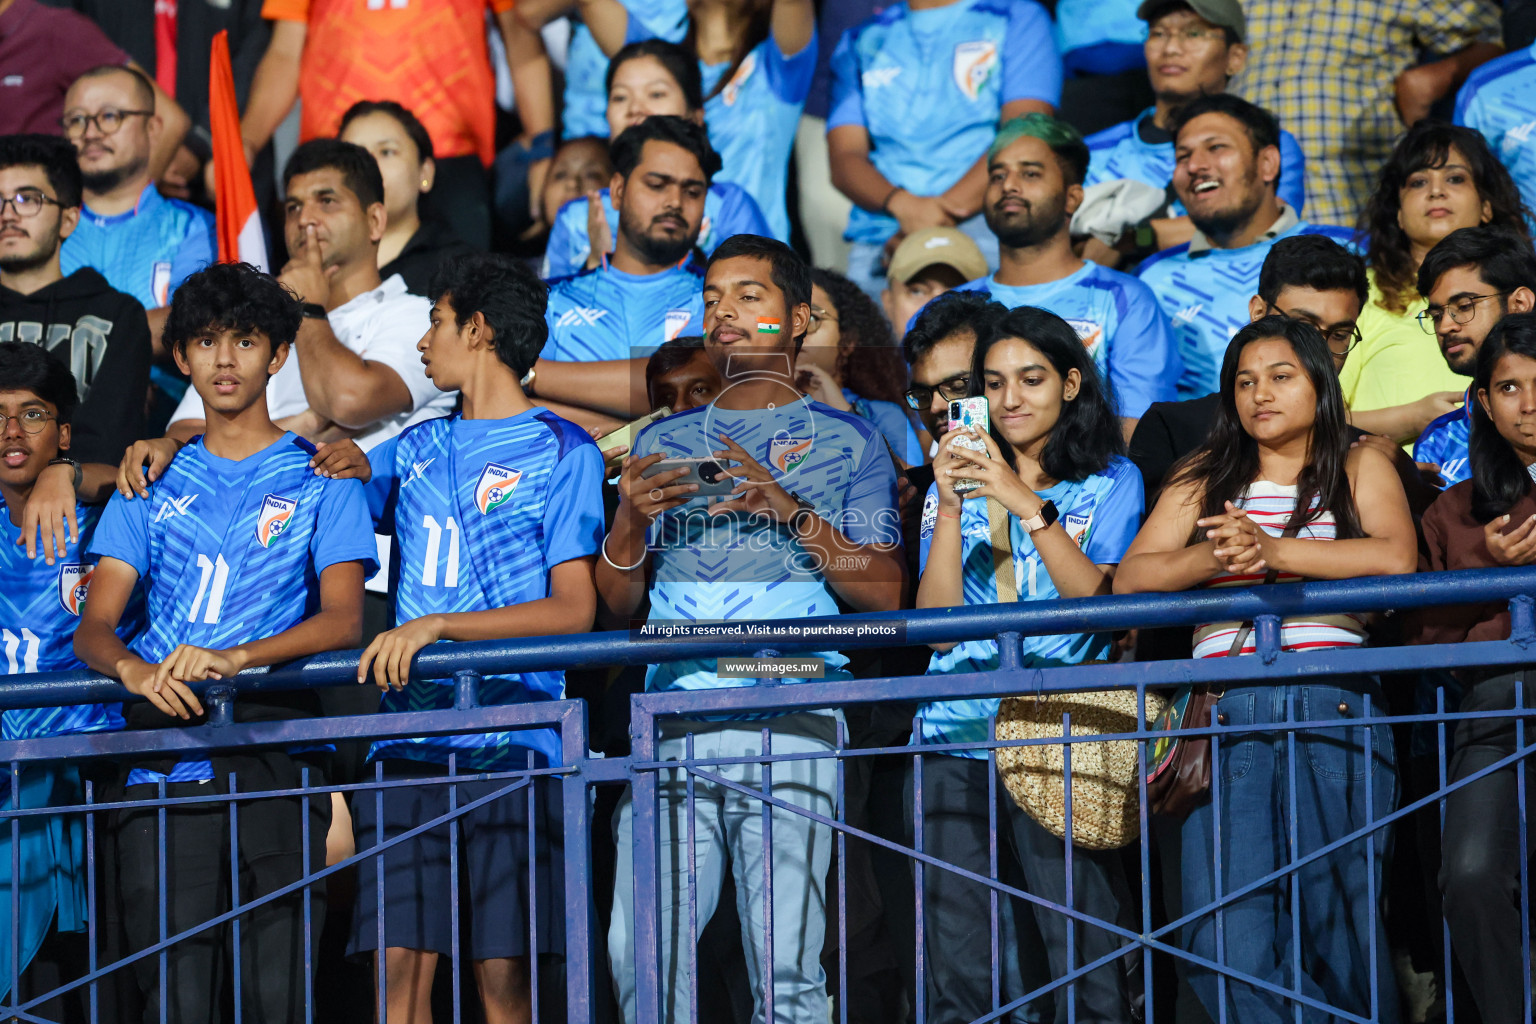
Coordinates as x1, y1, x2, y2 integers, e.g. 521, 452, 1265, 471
75, 261, 377, 1024
318, 251, 604, 1024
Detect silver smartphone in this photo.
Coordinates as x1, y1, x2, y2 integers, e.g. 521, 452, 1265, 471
641, 457, 738, 497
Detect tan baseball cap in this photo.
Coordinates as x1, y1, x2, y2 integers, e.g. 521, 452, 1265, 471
1136, 0, 1245, 40
886, 228, 989, 286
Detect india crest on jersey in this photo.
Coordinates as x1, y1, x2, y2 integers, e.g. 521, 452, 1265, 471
57, 563, 93, 616
953, 41, 998, 101
257, 494, 297, 548
475, 463, 522, 515
769, 436, 812, 472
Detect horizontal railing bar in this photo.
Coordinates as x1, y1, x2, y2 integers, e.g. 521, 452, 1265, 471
2, 565, 1533, 708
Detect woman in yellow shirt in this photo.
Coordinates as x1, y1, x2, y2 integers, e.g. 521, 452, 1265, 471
1348, 121, 1530, 443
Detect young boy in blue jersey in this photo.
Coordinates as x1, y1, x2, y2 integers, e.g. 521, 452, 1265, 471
317, 251, 604, 1024
532, 115, 718, 431
1413, 226, 1536, 487
955, 114, 1179, 437
827, 0, 1062, 299
0, 342, 139, 1015
74, 262, 378, 1024
599, 234, 905, 1024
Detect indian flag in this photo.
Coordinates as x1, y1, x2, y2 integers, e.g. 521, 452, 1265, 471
757, 317, 782, 334
209, 31, 267, 271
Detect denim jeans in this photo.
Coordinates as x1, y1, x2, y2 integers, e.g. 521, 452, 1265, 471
1178, 679, 1399, 1023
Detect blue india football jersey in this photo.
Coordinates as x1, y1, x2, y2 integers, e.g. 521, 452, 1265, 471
1136, 220, 1357, 398
60, 185, 215, 310
636, 394, 900, 697
698, 32, 818, 242
541, 182, 771, 280
1084, 109, 1309, 217
90, 433, 378, 782
564, 3, 691, 139
364, 411, 604, 770
1457, 43, 1536, 215
956, 262, 1181, 419
544, 259, 705, 362
1414, 395, 1473, 488
915, 456, 1143, 756
827, 0, 1062, 245
0, 501, 141, 739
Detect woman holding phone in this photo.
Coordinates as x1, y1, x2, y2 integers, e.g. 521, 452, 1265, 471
913, 305, 1144, 1022
1114, 316, 1416, 1023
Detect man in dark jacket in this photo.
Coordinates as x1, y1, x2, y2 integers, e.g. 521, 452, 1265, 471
0, 133, 150, 558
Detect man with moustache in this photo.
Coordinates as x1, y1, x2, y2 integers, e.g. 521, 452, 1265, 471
1414, 225, 1536, 486
955, 114, 1178, 435
1136, 92, 1353, 398
531, 116, 715, 430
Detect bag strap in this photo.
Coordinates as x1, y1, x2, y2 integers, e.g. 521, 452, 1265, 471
988, 497, 1020, 603
1225, 514, 1304, 657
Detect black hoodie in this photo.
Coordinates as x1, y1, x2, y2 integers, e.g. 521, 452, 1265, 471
0, 267, 150, 465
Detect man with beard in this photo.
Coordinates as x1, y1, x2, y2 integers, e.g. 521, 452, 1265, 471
533, 116, 715, 430
0, 133, 149, 560
954, 114, 1178, 435
1413, 225, 1536, 486
1137, 93, 1353, 398
58, 66, 213, 327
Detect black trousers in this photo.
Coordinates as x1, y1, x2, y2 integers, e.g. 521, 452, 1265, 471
905, 754, 1137, 1024
110, 763, 330, 1024
1441, 670, 1536, 1024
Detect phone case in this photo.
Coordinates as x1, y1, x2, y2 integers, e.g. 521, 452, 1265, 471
948, 397, 989, 493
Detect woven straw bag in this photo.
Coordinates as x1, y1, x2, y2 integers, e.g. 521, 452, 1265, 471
979, 496, 1165, 850
995, 687, 1167, 851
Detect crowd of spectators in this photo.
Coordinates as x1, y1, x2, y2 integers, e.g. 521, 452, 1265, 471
5, 0, 1536, 1021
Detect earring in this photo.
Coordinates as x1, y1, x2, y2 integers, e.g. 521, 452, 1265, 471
421, 180, 430, 189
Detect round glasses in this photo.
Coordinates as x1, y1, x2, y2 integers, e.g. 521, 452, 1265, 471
59, 108, 153, 139
0, 410, 56, 434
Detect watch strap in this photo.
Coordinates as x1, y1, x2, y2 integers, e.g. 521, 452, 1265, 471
300, 302, 328, 320
47, 456, 82, 489
1020, 499, 1058, 534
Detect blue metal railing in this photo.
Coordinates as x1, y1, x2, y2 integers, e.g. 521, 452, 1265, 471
0, 565, 1534, 1023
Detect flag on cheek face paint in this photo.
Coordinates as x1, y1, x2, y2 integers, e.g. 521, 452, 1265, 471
757, 317, 781, 334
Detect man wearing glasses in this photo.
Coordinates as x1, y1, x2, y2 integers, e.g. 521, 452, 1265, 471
0, 133, 150, 560
58, 66, 213, 342
1412, 226, 1536, 487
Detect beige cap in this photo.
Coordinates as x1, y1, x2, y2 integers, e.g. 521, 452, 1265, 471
886, 228, 989, 286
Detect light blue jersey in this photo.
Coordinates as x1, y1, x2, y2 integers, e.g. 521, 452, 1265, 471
564, 3, 691, 139
844, 388, 925, 465
0, 501, 139, 739
60, 185, 215, 310
1457, 42, 1536, 215
699, 32, 818, 241
90, 433, 378, 784
827, 0, 1062, 245
636, 394, 900, 697
1136, 220, 1356, 398
956, 262, 1181, 419
1084, 108, 1309, 217
364, 411, 604, 769
541, 182, 771, 280
544, 259, 705, 362
915, 456, 1143, 755
1414, 394, 1473, 487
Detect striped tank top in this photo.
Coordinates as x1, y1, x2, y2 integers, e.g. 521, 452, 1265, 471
1192, 481, 1367, 659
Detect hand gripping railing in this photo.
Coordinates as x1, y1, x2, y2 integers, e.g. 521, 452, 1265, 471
0, 565, 1535, 1024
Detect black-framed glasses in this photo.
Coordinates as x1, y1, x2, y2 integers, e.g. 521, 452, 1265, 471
0, 190, 61, 219
0, 410, 55, 434
903, 375, 971, 411
1417, 292, 1510, 333
59, 108, 153, 139
1266, 305, 1362, 356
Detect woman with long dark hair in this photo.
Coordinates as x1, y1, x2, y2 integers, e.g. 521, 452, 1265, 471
914, 305, 1144, 1022
541, 38, 772, 278
798, 267, 928, 463
575, 0, 815, 243
1347, 120, 1532, 442
1115, 316, 1416, 1022
1417, 311, 1536, 1023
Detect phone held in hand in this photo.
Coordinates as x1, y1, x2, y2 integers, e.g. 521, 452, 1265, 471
596, 406, 672, 451
641, 457, 738, 497
948, 397, 989, 494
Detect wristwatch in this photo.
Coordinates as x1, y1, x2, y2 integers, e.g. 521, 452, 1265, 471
300, 302, 328, 320
787, 492, 819, 538
1019, 499, 1058, 535
47, 456, 82, 489
520, 366, 537, 396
